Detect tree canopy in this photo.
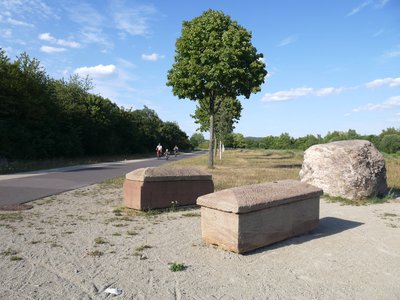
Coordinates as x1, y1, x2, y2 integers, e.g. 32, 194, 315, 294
0, 49, 190, 161
167, 9, 267, 167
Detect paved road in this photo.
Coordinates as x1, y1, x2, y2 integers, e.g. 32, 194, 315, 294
0, 152, 206, 206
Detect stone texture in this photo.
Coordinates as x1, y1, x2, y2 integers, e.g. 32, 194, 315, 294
300, 140, 387, 200
123, 167, 213, 210
197, 180, 322, 254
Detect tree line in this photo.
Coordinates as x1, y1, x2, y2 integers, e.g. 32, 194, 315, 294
0, 49, 190, 160
222, 128, 400, 154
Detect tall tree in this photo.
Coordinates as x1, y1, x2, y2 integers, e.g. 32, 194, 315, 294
167, 9, 267, 167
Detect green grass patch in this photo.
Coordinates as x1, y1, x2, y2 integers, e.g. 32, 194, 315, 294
0, 213, 23, 222
168, 262, 187, 272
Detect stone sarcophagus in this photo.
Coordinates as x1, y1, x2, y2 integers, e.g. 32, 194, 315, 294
123, 167, 213, 210
197, 180, 323, 254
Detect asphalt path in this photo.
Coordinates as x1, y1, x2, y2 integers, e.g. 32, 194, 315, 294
0, 151, 206, 206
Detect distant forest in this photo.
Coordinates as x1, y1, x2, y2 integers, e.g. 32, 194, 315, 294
225, 128, 400, 154
0, 49, 191, 160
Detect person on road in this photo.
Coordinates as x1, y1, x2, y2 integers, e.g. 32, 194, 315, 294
164, 149, 169, 160
156, 143, 163, 159
173, 145, 179, 157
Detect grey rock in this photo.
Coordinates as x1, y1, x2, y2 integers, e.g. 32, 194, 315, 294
300, 140, 387, 200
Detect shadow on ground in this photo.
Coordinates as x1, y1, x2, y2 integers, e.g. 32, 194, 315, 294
247, 217, 364, 255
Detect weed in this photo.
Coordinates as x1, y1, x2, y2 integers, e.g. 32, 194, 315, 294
30, 240, 41, 245
1, 249, 18, 256
113, 208, 123, 216
112, 232, 122, 236
127, 230, 138, 236
94, 237, 107, 244
168, 262, 187, 272
383, 212, 398, 217
182, 212, 200, 217
133, 244, 152, 256
135, 245, 152, 252
10, 256, 23, 261
113, 223, 128, 228
88, 250, 103, 257
0, 223, 15, 230
323, 194, 388, 206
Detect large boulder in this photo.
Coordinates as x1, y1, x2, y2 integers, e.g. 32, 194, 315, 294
300, 140, 387, 200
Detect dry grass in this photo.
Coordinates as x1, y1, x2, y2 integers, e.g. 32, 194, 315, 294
385, 154, 400, 191
167, 149, 303, 191
168, 149, 400, 195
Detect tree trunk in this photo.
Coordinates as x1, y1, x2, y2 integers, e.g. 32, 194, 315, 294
208, 111, 214, 168
219, 140, 222, 160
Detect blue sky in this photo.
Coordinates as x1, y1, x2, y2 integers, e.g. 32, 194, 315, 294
1, 0, 399, 138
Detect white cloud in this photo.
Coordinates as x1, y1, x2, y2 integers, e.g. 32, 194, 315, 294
38, 32, 80, 48
74, 64, 117, 78
277, 35, 297, 47
0, 0, 55, 23
347, 1, 372, 16
38, 32, 54, 41
347, 0, 389, 16
262, 87, 343, 102
0, 28, 12, 38
141, 53, 165, 61
365, 77, 400, 88
6, 17, 34, 27
57, 39, 80, 48
112, 3, 157, 37
353, 95, 400, 112
382, 48, 400, 59
40, 45, 66, 53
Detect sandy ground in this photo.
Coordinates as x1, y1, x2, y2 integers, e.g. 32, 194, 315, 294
0, 183, 399, 300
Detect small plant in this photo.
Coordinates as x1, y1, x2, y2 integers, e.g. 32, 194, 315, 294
113, 223, 128, 228
10, 256, 23, 261
112, 208, 123, 216
88, 250, 103, 257
133, 244, 152, 256
1, 249, 18, 256
112, 232, 122, 236
383, 212, 398, 218
1, 249, 22, 261
170, 201, 178, 212
94, 237, 107, 244
135, 245, 152, 252
169, 262, 187, 272
182, 212, 200, 217
127, 230, 138, 236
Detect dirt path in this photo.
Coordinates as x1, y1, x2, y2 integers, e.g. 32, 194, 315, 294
0, 183, 399, 299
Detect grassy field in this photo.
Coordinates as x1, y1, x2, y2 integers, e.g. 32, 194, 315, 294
168, 149, 303, 191
167, 149, 400, 199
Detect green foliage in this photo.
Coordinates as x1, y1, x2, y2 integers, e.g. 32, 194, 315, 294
0, 48, 190, 160
189, 133, 206, 149
225, 133, 246, 148
167, 9, 267, 167
239, 128, 400, 154
380, 134, 400, 153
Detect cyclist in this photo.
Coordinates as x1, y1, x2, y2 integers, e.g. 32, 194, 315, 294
156, 143, 163, 159
173, 145, 179, 157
